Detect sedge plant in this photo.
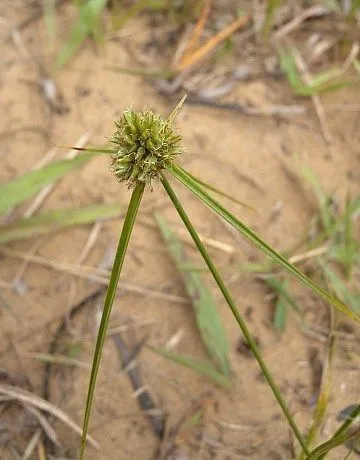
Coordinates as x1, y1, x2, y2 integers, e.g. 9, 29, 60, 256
76, 97, 359, 459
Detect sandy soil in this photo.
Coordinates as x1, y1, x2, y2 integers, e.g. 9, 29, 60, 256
0, 2, 359, 459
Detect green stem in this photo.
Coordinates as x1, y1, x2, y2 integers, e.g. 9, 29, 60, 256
160, 172, 309, 456
79, 182, 144, 459
317, 404, 360, 460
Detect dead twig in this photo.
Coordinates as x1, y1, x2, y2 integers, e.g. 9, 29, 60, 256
112, 333, 165, 439
175, 14, 251, 72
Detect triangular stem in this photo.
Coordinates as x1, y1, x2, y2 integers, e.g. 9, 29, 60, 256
80, 182, 145, 459
160, 171, 309, 456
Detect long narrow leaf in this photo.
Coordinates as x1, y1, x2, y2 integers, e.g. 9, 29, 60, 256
177, 165, 253, 210
56, 0, 107, 69
160, 172, 310, 456
80, 183, 144, 459
167, 163, 358, 322
0, 152, 99, 215
0, 204, 122, 244
155, 214, 231, 376
148, 346, 232, 389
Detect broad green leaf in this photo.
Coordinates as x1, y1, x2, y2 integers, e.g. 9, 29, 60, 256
56, 0, 107, 69
148, 346, 232, 389
160, 172, 310, 455
155, 214, 231, 376
0, 152, 99, 215
80, 183, 144, 460
167, 163, 358, 322
0, 204, 121, 244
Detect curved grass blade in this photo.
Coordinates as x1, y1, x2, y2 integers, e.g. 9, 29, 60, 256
167, 163, 358, 322
0, 203, 122, 244
79, 183, 144, 459
176, 165, 254, 210
160, 172, 309, 456
306, 428, 360, 460
155, 213, 231, 376
0, 152, 99, 215
148, 346, 232, 389
317, 404, 360, 460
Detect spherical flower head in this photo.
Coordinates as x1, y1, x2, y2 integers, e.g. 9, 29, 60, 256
109, 107, 183, 188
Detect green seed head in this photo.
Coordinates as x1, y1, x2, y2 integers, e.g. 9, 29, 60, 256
110, 106, 183, 188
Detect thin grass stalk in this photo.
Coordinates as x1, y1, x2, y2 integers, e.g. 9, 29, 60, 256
160, 172, 309, 455
79, 182, 145, 459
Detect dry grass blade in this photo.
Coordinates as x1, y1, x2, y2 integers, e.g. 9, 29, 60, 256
21, 352, 90, 370
0, 384, 99, 449
179, 0, 212, 62
25, 405, 60, 446
0, 247, 187, 304
156, 214, 231, 376
21, 428, 41, 460
175, 14, 250, 72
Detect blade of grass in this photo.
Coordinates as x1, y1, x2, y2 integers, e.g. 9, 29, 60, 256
160, 172, 309, 455
297, 159, 334, 234
155, 213, 231, 376
264, 277, 300, 331
167, 163, 357, 322
0, 151, 99, 215
262, 0, 283, 39
175, 13, 250, 72
56, 0, 107, 69
148, 346, 232, 388
306, 428, 360, 460
176, 165, 254, 210
316, 405, 360, 460
80, 182, 144, 460
0, 203, 122, 244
